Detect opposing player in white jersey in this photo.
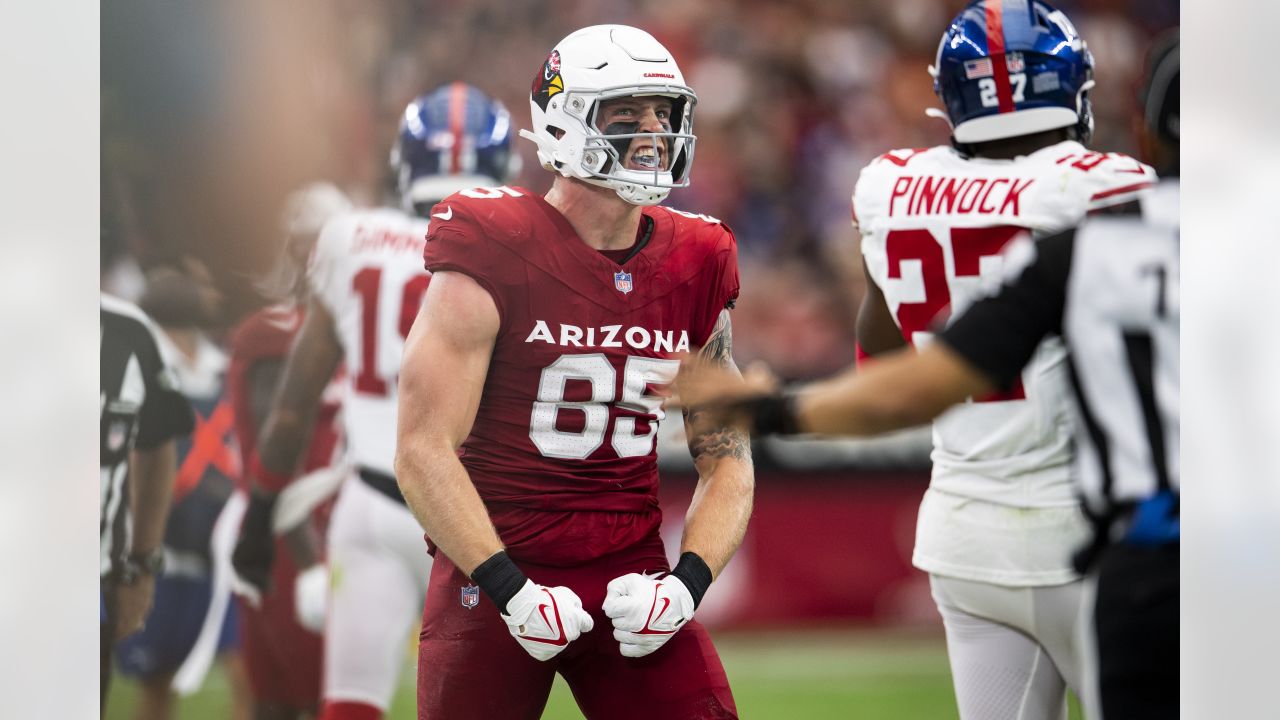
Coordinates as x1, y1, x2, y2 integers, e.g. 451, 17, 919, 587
232, 83, 517, 720
851, 2, 1154, 718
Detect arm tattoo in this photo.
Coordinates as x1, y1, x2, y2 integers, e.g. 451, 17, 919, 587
686, 420, 751, 460
685, 309, 750, 460
699, 310, 734, 367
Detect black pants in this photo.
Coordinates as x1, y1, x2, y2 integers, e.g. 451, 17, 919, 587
1094, 542, 1179, 719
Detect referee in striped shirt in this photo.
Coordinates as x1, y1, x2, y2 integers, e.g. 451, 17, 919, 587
675, 36, 1180, 719
100, 293, 195, 709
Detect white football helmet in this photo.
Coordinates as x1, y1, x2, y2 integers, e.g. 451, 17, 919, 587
520, 25, 697, 206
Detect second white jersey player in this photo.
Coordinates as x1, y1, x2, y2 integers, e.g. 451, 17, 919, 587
307, 204, 436, 715
233, 83, 520, 720
309, 207, 431, 477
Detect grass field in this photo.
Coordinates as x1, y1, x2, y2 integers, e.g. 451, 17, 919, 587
105, 627, 1082, 719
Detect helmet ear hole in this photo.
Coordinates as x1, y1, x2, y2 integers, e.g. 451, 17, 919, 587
670, 150, 688, 182
670, 97, 688, 134
546, 125, 566, 140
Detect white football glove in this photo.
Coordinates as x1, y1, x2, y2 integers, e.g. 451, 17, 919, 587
293, 564, 328, 633
501, 579, 594, 661
602, 572, 696, 658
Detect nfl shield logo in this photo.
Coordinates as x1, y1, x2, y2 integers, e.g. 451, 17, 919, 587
460, 584, 480, 610
613, 270, 633, 294
1006, 52, 1026, 73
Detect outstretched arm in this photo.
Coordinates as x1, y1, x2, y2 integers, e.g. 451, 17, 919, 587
675, 227, 1077, 438
674, 339, 992, 438
244, 358, 324, 569
232, 299, 342, 595
795, 342, 992, 435
253, 299, 343, 489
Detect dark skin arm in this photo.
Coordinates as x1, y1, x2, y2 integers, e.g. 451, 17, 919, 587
855, 262, 908, 356
255, 297, 344, 485
679, 310, 755, 579
245, 358, 321, 568
233, 297, 341, 591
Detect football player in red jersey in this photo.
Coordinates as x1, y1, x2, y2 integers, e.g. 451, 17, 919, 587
227, 183, 349, 719
397, 25, 753, 720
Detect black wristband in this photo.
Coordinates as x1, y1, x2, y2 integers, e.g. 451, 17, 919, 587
750, 393, 801, 436
470, 550, 528, 615
243, 489, 278, 531
667, 552, 713, 609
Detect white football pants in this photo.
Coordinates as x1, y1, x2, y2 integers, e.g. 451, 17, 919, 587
930, 574, 1085, 720
324, 475, 432, 709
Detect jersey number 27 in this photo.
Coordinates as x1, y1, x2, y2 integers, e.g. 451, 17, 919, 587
886, 225, 1026, 402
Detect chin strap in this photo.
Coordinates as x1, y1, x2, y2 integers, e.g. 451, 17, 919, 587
924, 107, 954, 128
519, 128, 562, 173
925, 108, 968, 155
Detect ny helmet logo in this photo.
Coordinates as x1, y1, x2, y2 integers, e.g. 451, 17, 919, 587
614, 270, 633, 294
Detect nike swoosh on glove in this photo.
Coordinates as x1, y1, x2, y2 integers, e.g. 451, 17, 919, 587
602, 572, 696, 658
501, 579, 594, 661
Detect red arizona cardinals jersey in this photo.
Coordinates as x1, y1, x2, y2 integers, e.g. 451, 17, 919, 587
423, 186, 738, 558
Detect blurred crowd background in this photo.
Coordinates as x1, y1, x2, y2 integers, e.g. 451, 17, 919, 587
103, 0, 1178, 382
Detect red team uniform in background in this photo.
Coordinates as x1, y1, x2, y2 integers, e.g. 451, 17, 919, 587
227, 304, 343, 710
416, 187, 740, 719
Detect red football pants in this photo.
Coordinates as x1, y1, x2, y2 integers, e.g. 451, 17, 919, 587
238, 535, 322, 710
416, 534, 737, 720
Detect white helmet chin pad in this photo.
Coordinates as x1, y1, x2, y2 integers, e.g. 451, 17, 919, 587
523, 25, 697, 206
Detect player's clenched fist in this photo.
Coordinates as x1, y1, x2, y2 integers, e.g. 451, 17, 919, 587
603, 572, 697, 658
501, 580, 594, 661
603, 552, 714, 658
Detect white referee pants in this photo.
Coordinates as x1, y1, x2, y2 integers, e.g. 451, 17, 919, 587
930, 574, 1085, 720
324, 475, 432, 710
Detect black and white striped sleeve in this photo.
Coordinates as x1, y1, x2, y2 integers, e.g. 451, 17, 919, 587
937, 229, 1076, 391
133, 319, 194, 449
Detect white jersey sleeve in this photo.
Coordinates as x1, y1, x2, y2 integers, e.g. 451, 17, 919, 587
306, 208, 432, 476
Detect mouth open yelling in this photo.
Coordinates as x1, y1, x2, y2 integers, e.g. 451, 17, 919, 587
625, 140, 667, 171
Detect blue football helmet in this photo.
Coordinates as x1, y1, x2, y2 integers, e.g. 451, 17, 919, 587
391, 83, 519, 214
928, 0, 1094, 145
